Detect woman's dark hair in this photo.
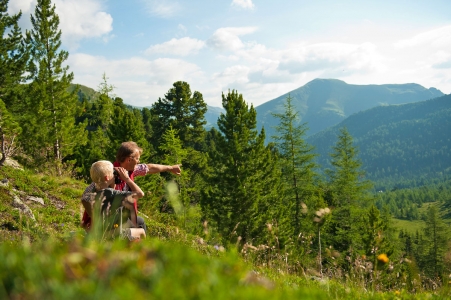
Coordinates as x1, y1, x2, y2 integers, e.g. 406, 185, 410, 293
116, 141, 143, 163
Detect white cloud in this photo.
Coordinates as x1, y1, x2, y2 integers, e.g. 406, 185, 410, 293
431, 51, 451, 69
7, 0, 34, 14
144, 37, 206, 56
55, 0, 113, 49
141, 0, 181, 18
69, 53, 204, 107
394, 25, 451, 49
278, 42, 386, 75
213, 65, 250, 85
207, 27, 258, 51
8, 0, 113, 50
231, 0, 255, 10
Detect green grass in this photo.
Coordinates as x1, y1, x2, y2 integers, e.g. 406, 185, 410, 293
1, 236, 447, 300
1, 164, 450, 299
392, 201, 451, 234
391, 218, 425, 234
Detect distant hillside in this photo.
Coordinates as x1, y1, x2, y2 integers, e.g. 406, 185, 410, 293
306, 94, 451, 187
69, 83, 99, 102
255, 78, 443, 141
205, 105, 224, 129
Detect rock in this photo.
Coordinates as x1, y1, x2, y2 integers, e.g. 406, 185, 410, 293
4, 157, 23, 170
12, 195, 36, 221
0, 178, 8, 187
26, 196, 45, 205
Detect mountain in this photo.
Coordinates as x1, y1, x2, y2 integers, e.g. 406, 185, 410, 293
69, 84, 99, 102
255, 78, 443, 140
306, 94, 451, 188
205, 105, 225, 129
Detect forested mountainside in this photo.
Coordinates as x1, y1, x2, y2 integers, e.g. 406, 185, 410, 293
306, 94, 451, 188
255, 78, 443, 141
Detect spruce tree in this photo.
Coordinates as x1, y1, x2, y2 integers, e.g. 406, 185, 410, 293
0, 0, 27, 164
107, 98, 149, 161
271, 93, 318, 243
362, 205, 395, 270
420, 205, 448, 277
201, 90, 280, 245
158, 125, 195, 230
150, 81, 208, 208
23, 0, 86, 170
150, 81, 207, 151
0, 0, 29, 111
325, 127, 373, 252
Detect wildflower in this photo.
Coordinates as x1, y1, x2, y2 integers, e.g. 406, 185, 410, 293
114, 224, 118, 228
377, 253, 389, 264
394, 290, 400, 295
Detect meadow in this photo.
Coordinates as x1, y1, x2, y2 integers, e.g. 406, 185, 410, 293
1, 164, 450, 299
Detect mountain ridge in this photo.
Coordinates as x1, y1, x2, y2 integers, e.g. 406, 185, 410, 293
254, 78, 444, 139
306, 93, 451, 187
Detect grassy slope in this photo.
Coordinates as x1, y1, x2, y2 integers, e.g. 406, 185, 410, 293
392, 201, 451, 234
0, 165, 448, 299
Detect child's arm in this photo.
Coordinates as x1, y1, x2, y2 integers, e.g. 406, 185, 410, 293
115, 167, 144, 198
82, 200, 93, 218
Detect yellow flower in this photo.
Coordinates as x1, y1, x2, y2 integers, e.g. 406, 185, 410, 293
377, 253, 389, 264
394, 290, 400, 295
114, 224, 118, 228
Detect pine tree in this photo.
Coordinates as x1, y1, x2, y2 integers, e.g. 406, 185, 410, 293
271, 93, 318, 242
420, 205, 448, 277
326, 127, 372, 207
23, 0, 86, 170
0, 0, 27, 163
150, 81, 208, 208
150, 81, 207, 151
0, 0, 29, 108
71, 75, 116, 179
362, 205, 395, 269
158, 125, 196, 229
106, 98, 149, 162
325, 127, 373, 252
201, 90, 281, 245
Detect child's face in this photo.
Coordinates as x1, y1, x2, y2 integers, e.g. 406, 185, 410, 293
106, 169, 115, 188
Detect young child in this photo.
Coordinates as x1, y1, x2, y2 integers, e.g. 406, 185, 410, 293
83, 160, 146, 240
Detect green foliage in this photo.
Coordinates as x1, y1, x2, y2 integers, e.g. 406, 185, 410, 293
107, 98, 149, 162
375, 178, 451, 221
308, 94, 451, 188
418, 206, 449, 277
1, 0, 451, 295
0, 165, 86, 243
0, 0, 29, 110
201, 90, 281, 245
271, 93, 319, 244
323, 127, 374, 253
150, 81, 207, 152
21, 0, 87, 169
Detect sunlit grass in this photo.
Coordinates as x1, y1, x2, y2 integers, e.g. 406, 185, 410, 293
1, 165, 450, 299
391, 218, 425, 234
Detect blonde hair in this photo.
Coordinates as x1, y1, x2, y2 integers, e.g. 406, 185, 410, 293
90, 160, 114, 187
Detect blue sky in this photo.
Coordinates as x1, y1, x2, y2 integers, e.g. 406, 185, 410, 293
9, 0, 451, 108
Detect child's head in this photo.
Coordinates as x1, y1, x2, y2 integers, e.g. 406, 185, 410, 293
90, 160, 114, 187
